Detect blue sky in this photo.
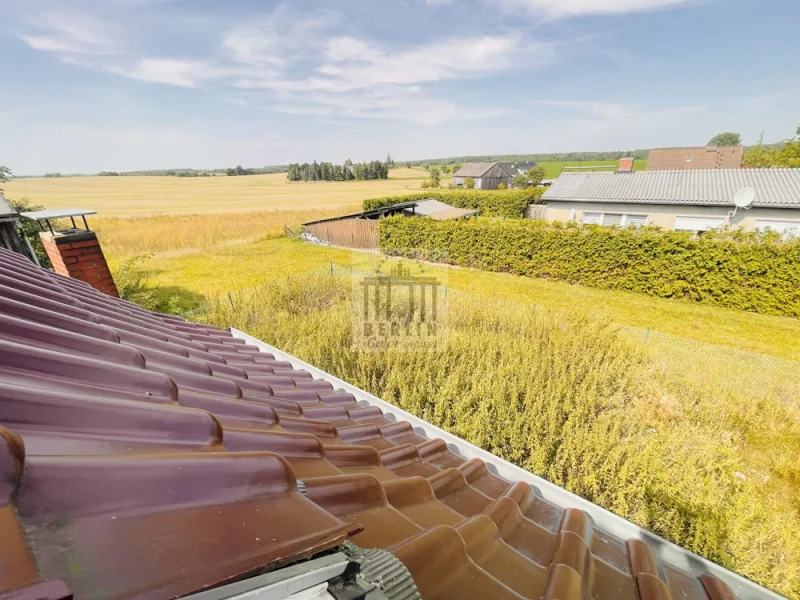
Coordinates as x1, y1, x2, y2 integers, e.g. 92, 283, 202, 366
1, 0, 798, 174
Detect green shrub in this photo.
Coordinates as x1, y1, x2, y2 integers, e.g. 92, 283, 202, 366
362, 188, 545, 219
9, 198, 52, 269
464, 177, 475, 189
377, 217, 800, 317
115, 254, 181, 314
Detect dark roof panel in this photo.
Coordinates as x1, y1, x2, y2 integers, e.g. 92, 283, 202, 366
0, 246, 781, 600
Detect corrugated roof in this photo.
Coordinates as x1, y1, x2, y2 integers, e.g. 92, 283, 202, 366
0, 191, 17, 219
453, 162, 497, 178
499, 162, 538, 176
647, 146, 744, 170
404, 200, 479, 220
408, 199, 453, 216
0, 246, 782, 600
430, 207, 479, 220
542, 169, 800, 208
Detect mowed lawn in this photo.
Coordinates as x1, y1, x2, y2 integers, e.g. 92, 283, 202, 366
3, 169, 439, 217
538, 159, 647, 178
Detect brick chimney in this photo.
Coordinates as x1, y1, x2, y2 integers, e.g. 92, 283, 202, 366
22, 209, 118, 297
617, 157, 635, 172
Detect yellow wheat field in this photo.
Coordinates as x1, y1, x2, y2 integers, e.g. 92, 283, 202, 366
3, 169, 436, 218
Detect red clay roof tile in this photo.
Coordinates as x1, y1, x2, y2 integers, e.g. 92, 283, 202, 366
0, 246, 778, 599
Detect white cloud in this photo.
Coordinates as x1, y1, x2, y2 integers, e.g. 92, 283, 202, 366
485, 0, 704, 19
112, 59, 214, 88
18, 13, 119, 55
217, 5, 544, 124
14, 3, 557, 126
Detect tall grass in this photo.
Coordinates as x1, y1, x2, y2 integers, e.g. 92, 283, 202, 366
197, 271, 799, 598
94, 208, 351, 261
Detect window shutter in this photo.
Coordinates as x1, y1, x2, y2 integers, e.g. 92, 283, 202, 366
603, 214, 623, 226
582, 212, 602, 225
625, 215, 647, 227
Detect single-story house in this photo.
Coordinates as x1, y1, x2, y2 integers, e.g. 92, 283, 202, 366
302, 199, 478, 249
541, 168, 800, 235
647, 146, 744, 170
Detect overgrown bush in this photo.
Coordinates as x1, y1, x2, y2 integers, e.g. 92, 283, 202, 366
362, 188, 545, 219
378, 217, 800, 317
9, 198, 52, 269
196, 272, 800, 597
114, 254, 181, 314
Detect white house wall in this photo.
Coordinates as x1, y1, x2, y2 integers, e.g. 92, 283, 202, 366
543, 201, 800, 231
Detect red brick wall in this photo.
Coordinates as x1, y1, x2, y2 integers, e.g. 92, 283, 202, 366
617, 157, 635, 172
40, 232, 119, 297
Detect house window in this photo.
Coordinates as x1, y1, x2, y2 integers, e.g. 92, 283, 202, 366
582, 212, 647, 227
673, 216, 724, 232
755, 220, 800, 238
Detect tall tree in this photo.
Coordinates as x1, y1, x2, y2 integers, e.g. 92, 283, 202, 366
707, 132, 742, 146
527, 166, 546, 185
428, 167, 441, 189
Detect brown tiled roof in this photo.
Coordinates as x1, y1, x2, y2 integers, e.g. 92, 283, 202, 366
0, 246, 779, 600
647, 146, 744, 170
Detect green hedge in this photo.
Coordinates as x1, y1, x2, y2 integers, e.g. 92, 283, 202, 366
362, 188, 545, 219
377, 217, 800, 317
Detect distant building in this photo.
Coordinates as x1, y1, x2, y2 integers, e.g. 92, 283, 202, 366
302, 199, 478, 249
452, 163, 512, 189
541, 166, 800, 235
647, 146, 744, 170
498, 162, 538, 177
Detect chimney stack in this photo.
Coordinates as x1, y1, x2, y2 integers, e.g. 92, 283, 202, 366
617, 157, 634, 173
22, 209, 118, 297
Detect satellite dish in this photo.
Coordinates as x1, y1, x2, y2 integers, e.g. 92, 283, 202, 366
733, 187, 755, 209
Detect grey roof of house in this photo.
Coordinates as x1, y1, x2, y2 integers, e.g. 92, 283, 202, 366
499, 162, 538, 176
542, 169, 800, 208
452, 162, 497, 178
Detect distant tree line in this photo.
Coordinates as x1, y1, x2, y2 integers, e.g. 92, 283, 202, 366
404, 150, 651, 167
226, 165, 259, 176
287, 158, 390, 182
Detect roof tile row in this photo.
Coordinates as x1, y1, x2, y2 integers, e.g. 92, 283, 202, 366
0, 246, 770, 600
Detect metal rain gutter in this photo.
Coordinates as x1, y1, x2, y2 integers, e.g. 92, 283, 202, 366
228, 328, 783, 600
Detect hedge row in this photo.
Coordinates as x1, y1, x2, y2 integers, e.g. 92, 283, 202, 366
362, 188, 545, 219
377, 217, 800, 317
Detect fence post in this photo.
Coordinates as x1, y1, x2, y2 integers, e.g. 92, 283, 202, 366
330, 263, 334, 275
227, 292, 235, 310
644, 327, 651, 344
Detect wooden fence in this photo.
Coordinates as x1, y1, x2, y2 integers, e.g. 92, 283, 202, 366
305, 218, 379, 249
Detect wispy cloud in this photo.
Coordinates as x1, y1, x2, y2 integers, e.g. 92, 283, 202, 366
430, 0, 706, 19
18, 12, 120, 55
216, 4, 554, 123
12, 0, 698, 127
